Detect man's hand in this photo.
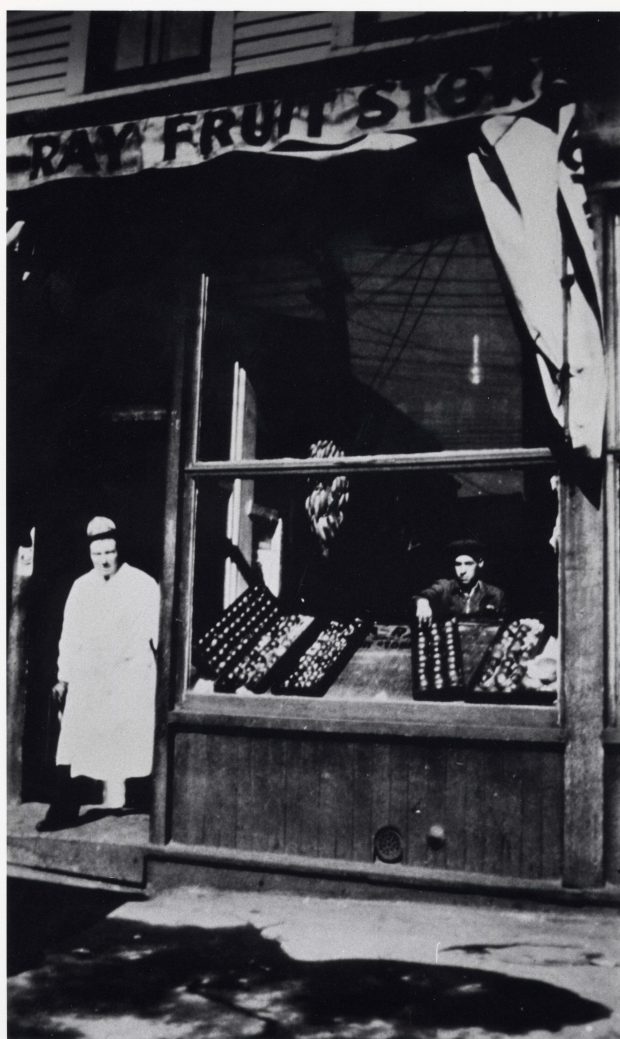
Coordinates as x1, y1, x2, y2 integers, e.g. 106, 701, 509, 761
416, 598, 433, 625
52, 681, 68, 710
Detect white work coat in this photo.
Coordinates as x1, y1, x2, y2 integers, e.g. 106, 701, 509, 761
56, 562, 160, 783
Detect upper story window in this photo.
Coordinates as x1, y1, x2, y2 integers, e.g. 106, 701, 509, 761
86, 11, 214, 90
354, 12, 510, 46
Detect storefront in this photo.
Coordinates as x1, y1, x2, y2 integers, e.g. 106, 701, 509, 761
7, 32, 620, 898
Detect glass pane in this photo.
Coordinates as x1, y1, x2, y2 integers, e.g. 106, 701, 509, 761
189, 467, 558, 704
114, 13, 148, 71
161, 12, 206, 62
199, 230, 535, 461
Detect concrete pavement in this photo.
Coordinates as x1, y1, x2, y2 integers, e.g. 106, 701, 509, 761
8, 884, 620, 1038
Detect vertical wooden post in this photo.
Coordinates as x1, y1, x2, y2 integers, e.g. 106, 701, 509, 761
599, 198, 619, 727
210, 12, 234, 77
65, 12, 90, 95
331, 11, 355, 49
561, 481, 605, 887
150, 274, 206, 846
7, 533, 35, 805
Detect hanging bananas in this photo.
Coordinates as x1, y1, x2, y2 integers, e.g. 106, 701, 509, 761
305, 440, 350, 550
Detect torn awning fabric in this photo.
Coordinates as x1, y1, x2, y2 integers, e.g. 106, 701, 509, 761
468, 104, 606, 459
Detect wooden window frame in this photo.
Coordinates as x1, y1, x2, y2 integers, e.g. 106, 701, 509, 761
85, 11, 216, 92
169, 275, 560, 720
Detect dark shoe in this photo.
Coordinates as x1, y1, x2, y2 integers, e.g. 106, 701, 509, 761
78, 807, 123, 824
35, 807, 80, 832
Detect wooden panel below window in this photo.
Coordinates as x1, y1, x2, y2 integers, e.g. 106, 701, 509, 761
171, 729, 563, 880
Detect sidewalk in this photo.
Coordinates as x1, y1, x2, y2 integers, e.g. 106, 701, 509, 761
8, 884, 620, 1038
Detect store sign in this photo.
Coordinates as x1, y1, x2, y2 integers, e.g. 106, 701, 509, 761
7, 61, 543, 190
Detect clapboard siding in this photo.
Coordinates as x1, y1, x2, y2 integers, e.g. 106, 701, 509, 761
8, 76, 68, 102
171, 730, 564, 880
7, 11, 72, 103
233, 11, 334, 74
7, 63, 69, 86
7, 46, 69, 70
235, 12, 334, 38
7, 12, 72, 35
8, 29, 72, 55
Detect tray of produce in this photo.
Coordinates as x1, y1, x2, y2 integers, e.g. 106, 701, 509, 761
274, 615, 371, 697
457, 621, 502, 686
193, 584, 283, 687
466, 618, 555, 703
412, 618, 465, 701
220, 612, 317, 693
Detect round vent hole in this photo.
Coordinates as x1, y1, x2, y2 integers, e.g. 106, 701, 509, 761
374, 825, 403, 864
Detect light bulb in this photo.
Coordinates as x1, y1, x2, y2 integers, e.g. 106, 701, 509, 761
468, 333, 484, 386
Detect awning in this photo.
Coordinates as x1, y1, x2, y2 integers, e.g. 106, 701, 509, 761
7, 64, 544, 191
469, 103, 606, 460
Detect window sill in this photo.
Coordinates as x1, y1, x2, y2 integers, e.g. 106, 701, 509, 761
173, 692, 562, 743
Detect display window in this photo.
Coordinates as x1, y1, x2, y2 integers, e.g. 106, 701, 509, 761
174, 149, 560, 715
186, 467, 557, 705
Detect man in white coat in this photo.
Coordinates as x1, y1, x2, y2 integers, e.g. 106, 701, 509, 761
37, 516, 160, 831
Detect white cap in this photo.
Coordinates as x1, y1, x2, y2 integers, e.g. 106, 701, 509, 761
86, 516, 116, 539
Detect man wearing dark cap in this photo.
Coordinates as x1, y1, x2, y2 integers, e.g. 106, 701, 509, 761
37, 516, 160, 831
414, 538, 505, 625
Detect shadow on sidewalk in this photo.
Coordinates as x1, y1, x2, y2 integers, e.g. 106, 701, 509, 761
8, 914, 611, 1038
7, 879, 134, 976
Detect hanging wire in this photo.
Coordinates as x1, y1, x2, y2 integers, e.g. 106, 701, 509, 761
345, 242, 408, 303
348, 244, 436, 316
348, 236, 487, 371
351, 236, 461, 451
370, 235, 461, 395
363, 238, 440, 398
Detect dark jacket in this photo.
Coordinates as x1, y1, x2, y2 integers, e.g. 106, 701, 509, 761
416, 578, 505, 622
